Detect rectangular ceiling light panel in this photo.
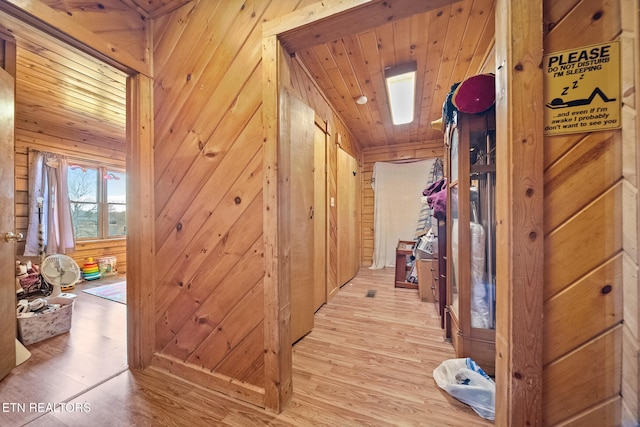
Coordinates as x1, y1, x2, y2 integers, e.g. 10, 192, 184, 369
385, 61, 417, 125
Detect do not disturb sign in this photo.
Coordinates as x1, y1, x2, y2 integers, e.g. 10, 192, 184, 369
543, 41, 620, 136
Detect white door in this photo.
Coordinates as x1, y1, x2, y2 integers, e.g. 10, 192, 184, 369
0, 66, 16, 379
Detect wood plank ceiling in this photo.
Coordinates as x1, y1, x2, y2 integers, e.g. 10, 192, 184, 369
41, 0, 191, 18
294, 0, 496, 148
1, 10, 128, 154
3, 0, 192, 156
1, 0, 191, 155
4, 0, 495, 153
122, 0, 192, 17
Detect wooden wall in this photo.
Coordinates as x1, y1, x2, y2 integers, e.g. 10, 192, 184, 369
542, 1, 624, 424
361, 141, 444, 266
151, 0, 269, 399
7, 0, 638, 423
150, 1, 319, 406
7, 0, 363, 410
620, 0, 640, 424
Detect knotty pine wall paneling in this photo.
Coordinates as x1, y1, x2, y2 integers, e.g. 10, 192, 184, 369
541, 0, 625, 424
151, 0, 316, 408
493, 1, 544, 423
620, 0, 640, 423
4, 0, 635, 422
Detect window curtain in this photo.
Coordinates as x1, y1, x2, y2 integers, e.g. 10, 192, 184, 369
370, 159, 434, 269
24, 150, 75, 257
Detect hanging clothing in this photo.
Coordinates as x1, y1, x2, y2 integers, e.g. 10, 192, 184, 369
424, 177, 448, 221
415, 158, 444, 234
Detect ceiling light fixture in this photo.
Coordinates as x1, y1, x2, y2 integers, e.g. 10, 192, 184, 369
355, 95, 368, 105
384, 61, 417, 125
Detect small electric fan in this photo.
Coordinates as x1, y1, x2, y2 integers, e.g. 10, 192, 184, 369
40, 254, 81, 297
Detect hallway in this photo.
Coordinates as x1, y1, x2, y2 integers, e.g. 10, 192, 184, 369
7, 268, 491, 426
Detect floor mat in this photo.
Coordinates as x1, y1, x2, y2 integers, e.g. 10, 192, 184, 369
82, 281, 126, 304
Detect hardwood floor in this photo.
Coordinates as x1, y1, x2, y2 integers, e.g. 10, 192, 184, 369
1, 274, 128, 427
3, 268, 492, 426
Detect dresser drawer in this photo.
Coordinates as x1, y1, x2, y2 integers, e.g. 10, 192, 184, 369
417, 259, 436, 303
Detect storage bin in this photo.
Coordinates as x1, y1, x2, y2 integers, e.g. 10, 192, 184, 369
17, 296, 74, 345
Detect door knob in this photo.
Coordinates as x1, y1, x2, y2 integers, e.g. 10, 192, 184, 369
5, 231, 24, 242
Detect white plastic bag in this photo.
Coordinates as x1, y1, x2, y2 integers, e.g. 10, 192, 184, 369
433, 358, 495, 420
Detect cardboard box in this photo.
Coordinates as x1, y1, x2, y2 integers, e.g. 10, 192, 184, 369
17, 296, 74, 346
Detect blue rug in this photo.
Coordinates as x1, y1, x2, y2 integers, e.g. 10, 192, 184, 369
82, 281, 126, 304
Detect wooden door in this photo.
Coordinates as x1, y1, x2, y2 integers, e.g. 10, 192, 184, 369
337, 147, 360, 286
286, 92, 315, 343
313, 123, 327, 311
0, 65, 16, 379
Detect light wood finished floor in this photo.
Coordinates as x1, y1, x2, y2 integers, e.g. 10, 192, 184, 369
1, 274, 128, 427
2, 268, 493, 426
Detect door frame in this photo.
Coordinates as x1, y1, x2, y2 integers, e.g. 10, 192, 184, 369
313, 116, 329, 311
0, 3, 155, 370
262, 0, 545, 420
0, 31, 16, 380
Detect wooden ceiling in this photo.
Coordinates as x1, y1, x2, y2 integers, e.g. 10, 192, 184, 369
294, 0, 496, 148
1, 0, 190, 157
1, 10, 128, 154
3, 0, 495, 155
119, 0, 192, 18
37, 0, 192, 18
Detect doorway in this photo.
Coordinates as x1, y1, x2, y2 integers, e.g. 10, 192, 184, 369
262, 2, 510, 416
0, 8, 148, 424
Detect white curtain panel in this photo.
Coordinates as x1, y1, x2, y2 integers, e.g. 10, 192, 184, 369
24, 151, 76, 257
370, 159, 434, 269
45, 153, 76, 255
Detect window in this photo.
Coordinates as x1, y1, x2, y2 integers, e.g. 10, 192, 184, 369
68, 164, 126, 239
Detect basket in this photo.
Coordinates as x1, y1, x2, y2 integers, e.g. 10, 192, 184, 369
17, 296, 74, 345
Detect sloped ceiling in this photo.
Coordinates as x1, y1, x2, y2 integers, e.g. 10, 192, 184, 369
295, 0, 496, 148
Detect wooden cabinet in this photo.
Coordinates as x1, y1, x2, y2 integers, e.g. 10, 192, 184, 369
417, 258, 435, 302
445, 109, 496, 375
395, 240, 418, 289
416, 220, 447, 330
433, 219, 447, 330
